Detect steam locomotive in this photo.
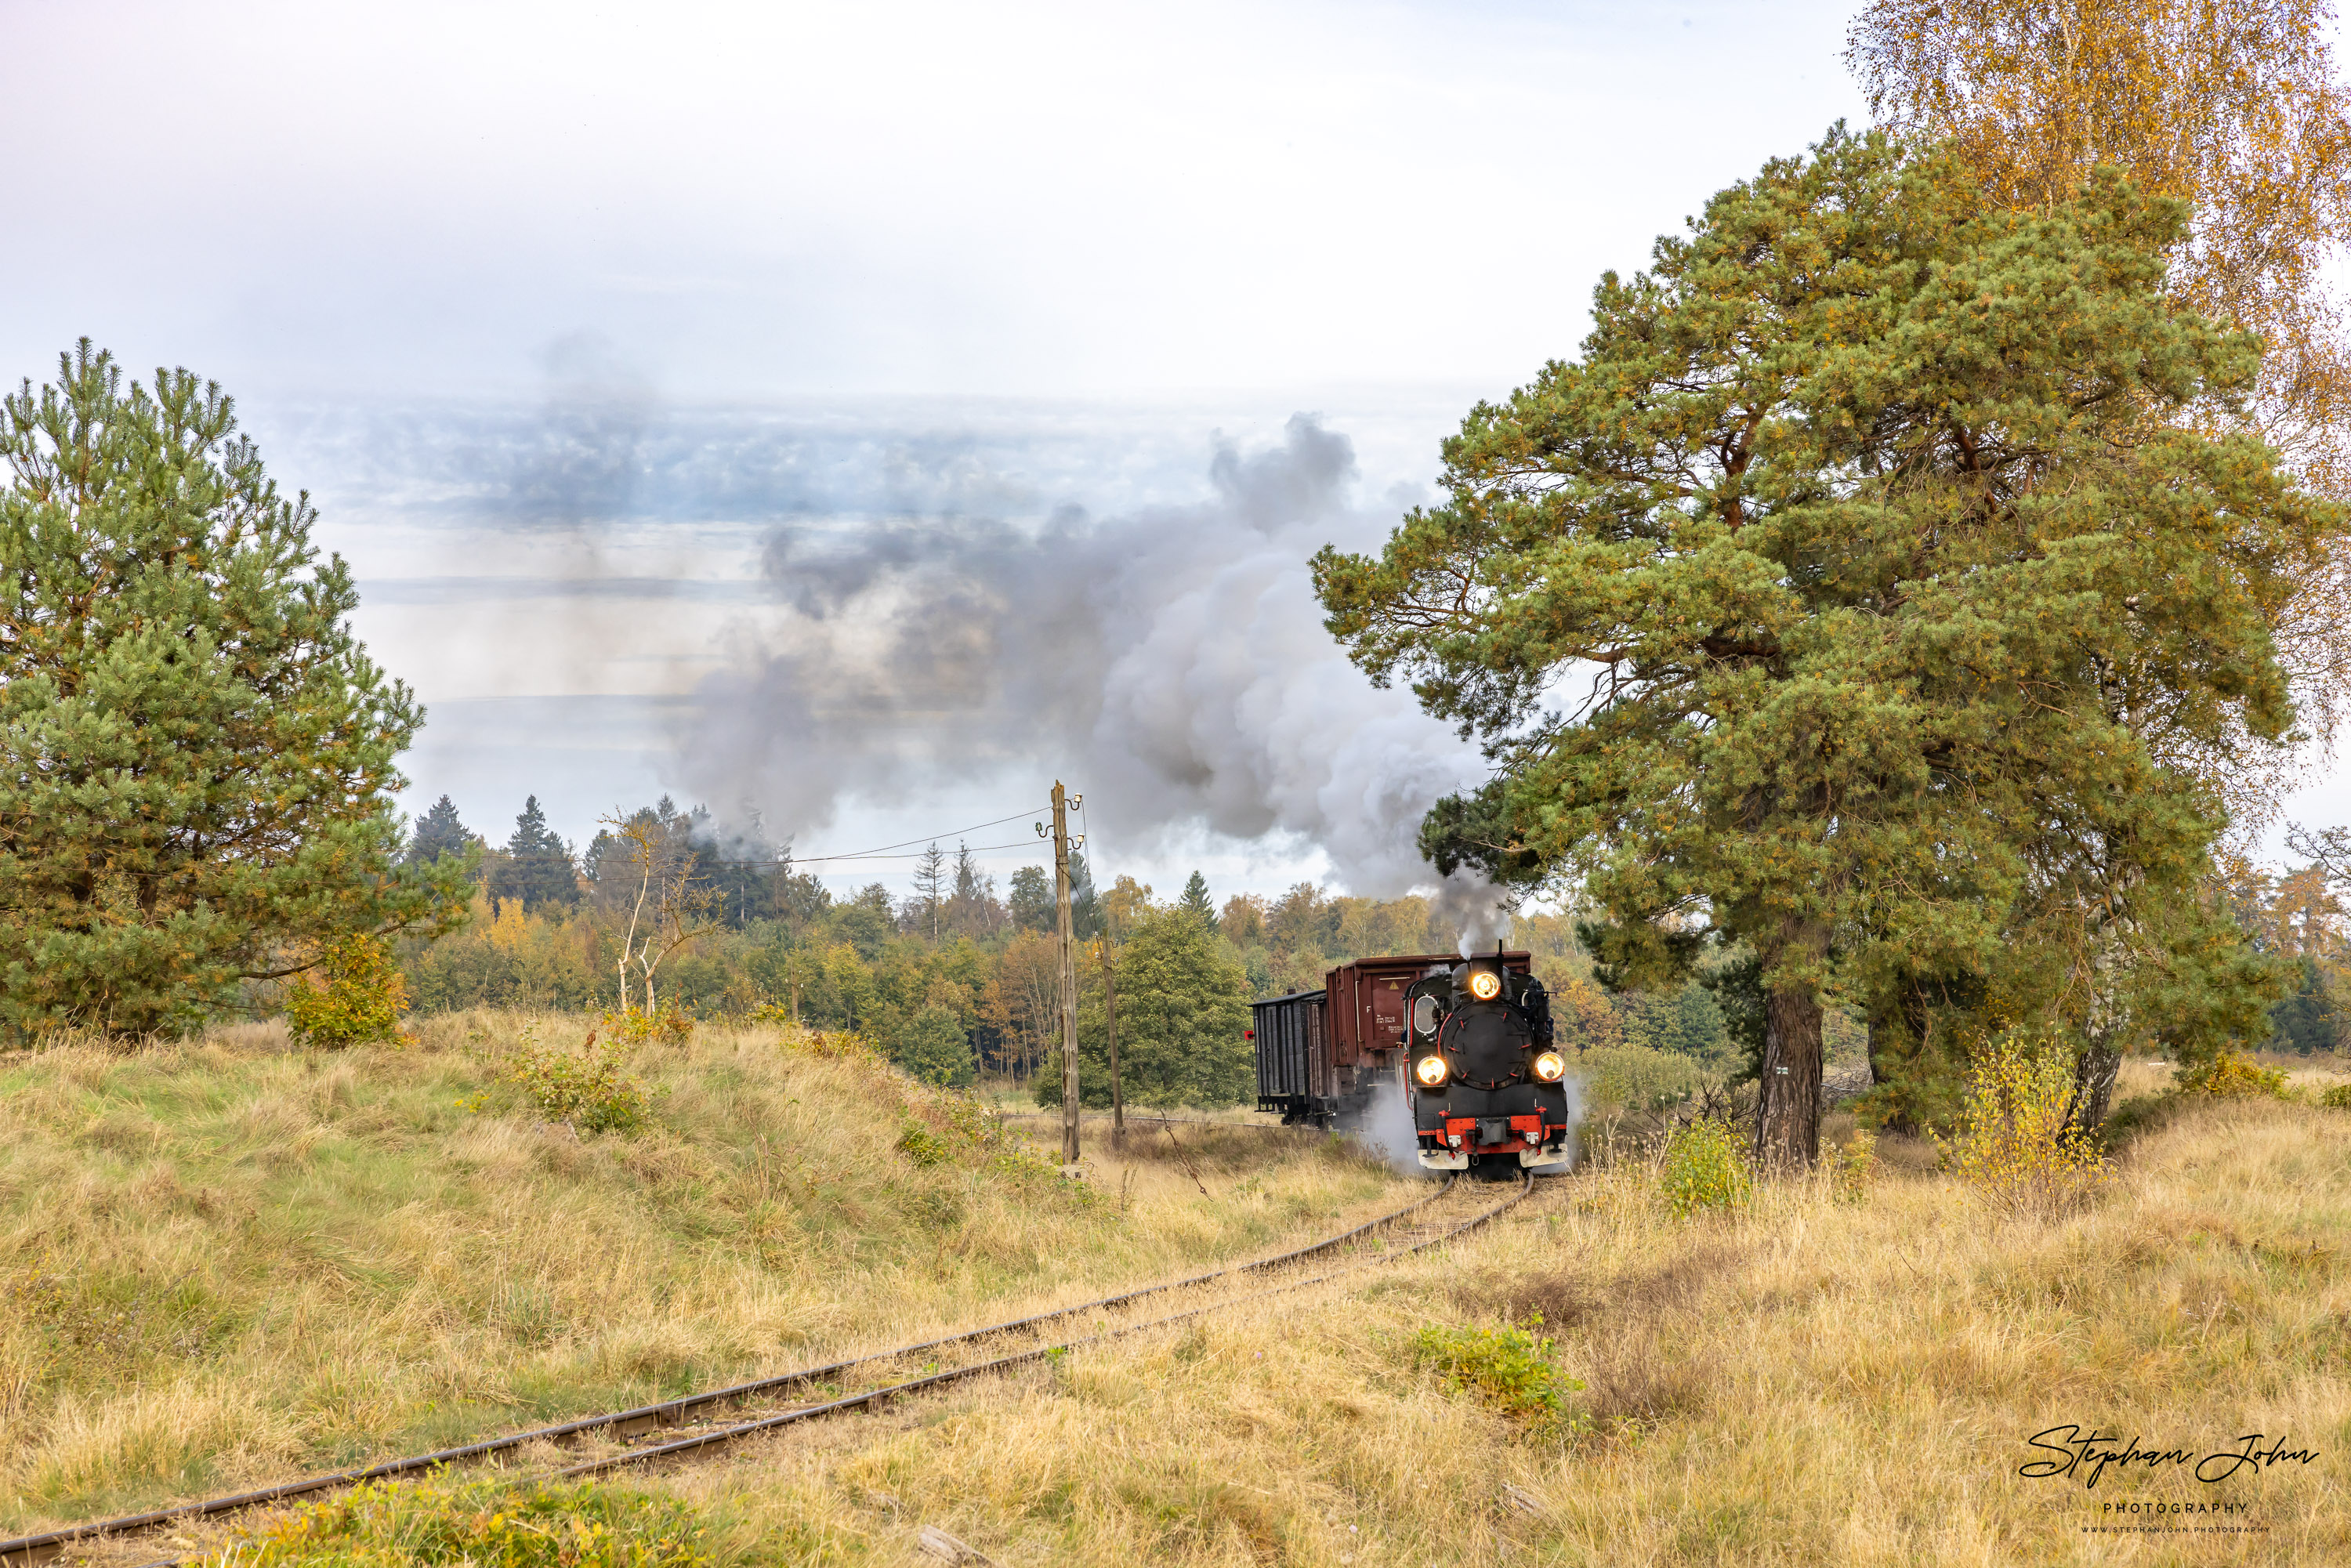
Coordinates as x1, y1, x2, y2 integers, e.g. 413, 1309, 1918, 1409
1250, 948, 1574, 1173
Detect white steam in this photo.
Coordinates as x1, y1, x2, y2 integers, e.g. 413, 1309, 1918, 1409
1351, 1079, 1436, 1179
677, 415, 1516, 918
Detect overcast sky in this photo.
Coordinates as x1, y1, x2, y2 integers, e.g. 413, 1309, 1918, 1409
6, 1, 2343, 906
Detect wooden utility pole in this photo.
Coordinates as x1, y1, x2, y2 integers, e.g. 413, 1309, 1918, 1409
1052, 781, 1081, 1165
1097, 937, 1125, 1150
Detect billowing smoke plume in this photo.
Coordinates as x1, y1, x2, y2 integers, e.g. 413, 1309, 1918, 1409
676, 415, 1512, 918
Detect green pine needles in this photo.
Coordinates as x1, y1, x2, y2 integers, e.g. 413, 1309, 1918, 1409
0, 343, 471, 1038
1316, 128, 2342, 1166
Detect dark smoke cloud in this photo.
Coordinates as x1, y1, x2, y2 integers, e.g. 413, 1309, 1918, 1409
677, 414, 1512, 931
260, 363, 1511, 932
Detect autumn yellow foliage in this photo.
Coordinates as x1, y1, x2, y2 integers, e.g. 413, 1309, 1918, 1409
1932, 1038, 2106, 1213
282, 936, 408, 1048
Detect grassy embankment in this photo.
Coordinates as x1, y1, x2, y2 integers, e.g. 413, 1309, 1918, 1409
11, 1033, 2351, 1566
0, 1013, 1397, 1534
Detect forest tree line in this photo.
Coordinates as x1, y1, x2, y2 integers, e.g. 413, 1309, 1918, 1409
388, 792, 2345, 1111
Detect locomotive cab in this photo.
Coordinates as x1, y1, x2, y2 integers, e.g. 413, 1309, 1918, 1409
1404, 953, 1574, 1173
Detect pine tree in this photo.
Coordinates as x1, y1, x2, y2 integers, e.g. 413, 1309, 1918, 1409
1067, 851, 1104, 943
944, 840, 1002, 936
403, 795, 476, 867
0, 344, 471, 1036
491, 795, 581, 912
1848, 0, 2351, 843
682, 809, 783, 927
1179, 871, 1215, 924
1316, 132, 2338, 1164
912, 842, 947, 943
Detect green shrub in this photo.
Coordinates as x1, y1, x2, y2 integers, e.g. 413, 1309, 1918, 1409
284, 936, 409, 1048
2318, 1083, 2351, 1110
1831, 1128, 1876, 1204
485, 1033, 659, 1135
896, 1118, 953, 1166
894, 1092, 1071, 1186
1657, 1117, 1752, 1217
212, 1476, 711, 1566
1579, 1044, 1708, 1114
2174, 1052, 2289, 1099
1411, 1319, 1587, 1439
2100, 1093, 2178, 1143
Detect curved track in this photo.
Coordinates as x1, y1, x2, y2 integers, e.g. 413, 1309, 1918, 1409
541, 1168, 1531, 1484
1, 1172, 1534, 1567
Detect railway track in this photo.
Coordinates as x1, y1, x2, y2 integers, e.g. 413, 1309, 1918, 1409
2, 1171, 1534, 1568
996, 1110, 1314, 1135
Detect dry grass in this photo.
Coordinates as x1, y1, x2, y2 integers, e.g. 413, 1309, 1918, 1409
16, 1031, 2351, 1564
548, 1087, 2344, 1565
0, 1012, 1400, 1532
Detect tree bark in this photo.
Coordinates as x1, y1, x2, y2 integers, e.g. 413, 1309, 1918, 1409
1753, 922, 1828, 1168
1755, 986, 1824, 1168
1864, 993, 1894, 1090
2068, 1040, 2122, 1138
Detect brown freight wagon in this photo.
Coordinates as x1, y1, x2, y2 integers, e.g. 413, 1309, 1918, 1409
1250, 951, 1535, 1126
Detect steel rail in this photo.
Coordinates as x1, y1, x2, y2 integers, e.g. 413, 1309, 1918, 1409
0, 1175, 1465, 1567
994, 1110, 1316, 1135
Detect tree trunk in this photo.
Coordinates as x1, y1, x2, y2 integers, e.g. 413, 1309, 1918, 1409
2068, 1039, 2122, 1138
1864, 992, 1895, 1090
1753, 923, 1828, 1169
1754, 986, 1824, 1168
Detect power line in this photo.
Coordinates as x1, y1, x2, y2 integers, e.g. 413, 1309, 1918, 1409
689, 806, 1049, 867
795, 806, 1049, 861
701, 838, 1041, 867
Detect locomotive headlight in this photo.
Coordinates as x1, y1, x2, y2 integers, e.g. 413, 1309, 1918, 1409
1413, 1054, 1450, 1088
1468, 969, 1502, 1001
1532, 1049, 1567, 1083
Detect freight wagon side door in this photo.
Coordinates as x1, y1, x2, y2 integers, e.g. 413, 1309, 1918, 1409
1366, 976, 1410, 1056
1307, 997, 1331, 1099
